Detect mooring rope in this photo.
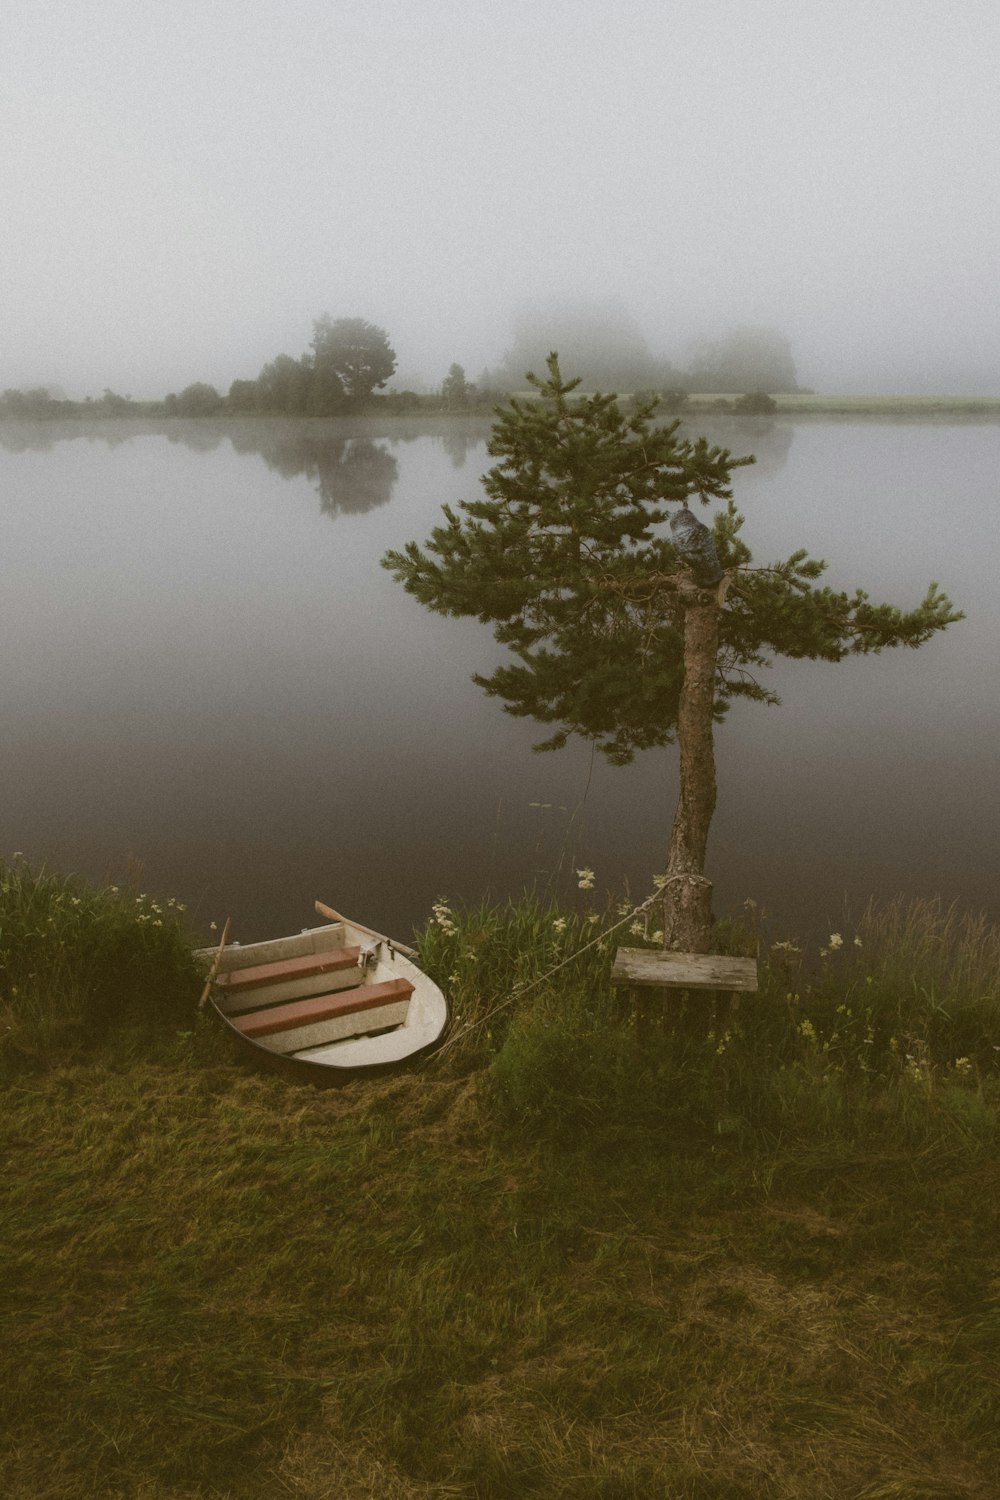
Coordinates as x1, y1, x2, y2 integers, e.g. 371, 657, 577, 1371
435, 883, 666, 1055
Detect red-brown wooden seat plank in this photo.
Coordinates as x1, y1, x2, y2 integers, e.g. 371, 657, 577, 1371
231, 977, 414, 1039
217, 946, 361, 994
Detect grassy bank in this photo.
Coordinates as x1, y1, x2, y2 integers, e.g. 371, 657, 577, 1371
683, 392, 1000, 418
3, 870, 999, 1498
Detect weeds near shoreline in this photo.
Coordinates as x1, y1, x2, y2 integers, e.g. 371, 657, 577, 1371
414, 889, 1000, 1159
0, 856, 203, 1075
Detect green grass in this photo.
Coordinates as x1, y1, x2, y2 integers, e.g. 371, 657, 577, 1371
2, 879, 999, 1498
0, 857, 203, 1077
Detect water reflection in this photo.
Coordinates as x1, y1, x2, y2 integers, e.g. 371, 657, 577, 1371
227, 425, 399, 517
0, 416, 505, 516
0, 411, 791, 518
680, 413, 795, 480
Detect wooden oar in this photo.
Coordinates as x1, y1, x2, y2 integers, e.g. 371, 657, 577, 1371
198, 917, 232, 1008
314, 900, 417, 959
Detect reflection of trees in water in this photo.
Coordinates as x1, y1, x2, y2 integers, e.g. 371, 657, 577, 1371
439, 424, 482, 468
0, 411, 783, 504
315, 438, 398, 518
0, 420, 146, 453
227, 424, 399, 517
163, 422, 226, 453
677, 414, 794, 481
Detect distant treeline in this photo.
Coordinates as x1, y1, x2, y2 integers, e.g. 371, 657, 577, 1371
1, 309, 804, 421
0, 316, 500, 421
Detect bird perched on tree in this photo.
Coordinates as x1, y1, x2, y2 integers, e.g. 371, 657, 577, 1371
669, 503, 724, 586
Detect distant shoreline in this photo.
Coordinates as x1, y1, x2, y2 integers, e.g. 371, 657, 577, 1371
3, 391, 1000, 423
682, 392, 1000, 418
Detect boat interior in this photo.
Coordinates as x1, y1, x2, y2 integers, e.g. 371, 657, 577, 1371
212, 922, 415, 1057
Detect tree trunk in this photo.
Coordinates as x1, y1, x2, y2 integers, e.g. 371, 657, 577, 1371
662, 577, 726, 952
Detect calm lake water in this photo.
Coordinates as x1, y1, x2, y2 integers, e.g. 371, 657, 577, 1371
1, 413, 997, 946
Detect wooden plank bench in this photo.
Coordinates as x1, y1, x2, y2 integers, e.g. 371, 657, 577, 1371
230, 977, 415, 1054
611, 950, 758, 992
611, 949, 758, 1034
214, 947, 363, 1014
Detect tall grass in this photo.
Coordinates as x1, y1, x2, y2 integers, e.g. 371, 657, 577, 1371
414, 892, 1000, 1159
0, 856, 203, 1074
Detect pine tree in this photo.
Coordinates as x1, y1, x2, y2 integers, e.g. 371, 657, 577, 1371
383, 356, 962, 950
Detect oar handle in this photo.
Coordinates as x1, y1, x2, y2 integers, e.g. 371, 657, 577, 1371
314, 900, 417, 959
198, 917, 232, 1007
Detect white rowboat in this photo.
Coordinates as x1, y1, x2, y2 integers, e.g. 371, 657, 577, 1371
199, 904, 449, 1083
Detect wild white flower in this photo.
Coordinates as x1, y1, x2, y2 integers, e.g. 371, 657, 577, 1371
650, 930, 663, 944
629, 920, 646, 936
853, 936, 863, 948
576, 867, 595, 890
553, 917, 568, 933
209, 921, 217, 931
652, 873, 668, 890
431, 898, 457, 935
586, 913, 600, 925
828, 932, 844, 950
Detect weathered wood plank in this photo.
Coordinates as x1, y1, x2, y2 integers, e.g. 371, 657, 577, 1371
611, 949, 758, 992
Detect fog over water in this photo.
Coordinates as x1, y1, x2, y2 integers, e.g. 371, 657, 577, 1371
1, 416, 995, 942
3, 0, 1000, 397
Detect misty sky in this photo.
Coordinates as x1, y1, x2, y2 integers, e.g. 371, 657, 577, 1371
4, 0, 999, 397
